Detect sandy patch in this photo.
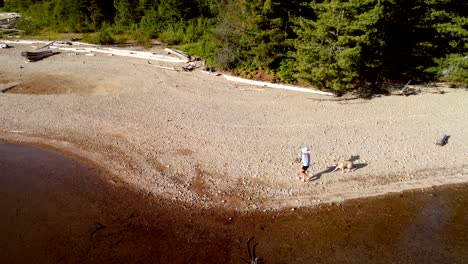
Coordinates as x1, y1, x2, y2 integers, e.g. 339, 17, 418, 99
0, 42, 467, 211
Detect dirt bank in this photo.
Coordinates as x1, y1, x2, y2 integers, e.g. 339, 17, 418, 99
0, 42, 467, 211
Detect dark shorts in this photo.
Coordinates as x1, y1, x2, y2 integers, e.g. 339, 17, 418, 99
301, 166, 309, 171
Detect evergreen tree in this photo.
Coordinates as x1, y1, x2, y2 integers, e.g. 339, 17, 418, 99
114, 0, 140, 27
214, 0, 299, 71
378, 0, 468, 82
5, 0, 467, 90
293, 0, 387, 91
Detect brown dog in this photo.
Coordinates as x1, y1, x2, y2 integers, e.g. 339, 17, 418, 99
332, 160, 354, 173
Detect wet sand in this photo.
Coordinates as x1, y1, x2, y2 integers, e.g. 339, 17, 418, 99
1, 143, 467, 263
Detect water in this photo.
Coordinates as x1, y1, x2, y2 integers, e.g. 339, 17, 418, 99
0, 143, 467, 263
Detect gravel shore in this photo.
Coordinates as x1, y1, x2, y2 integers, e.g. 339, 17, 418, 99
1, 42, 467, 211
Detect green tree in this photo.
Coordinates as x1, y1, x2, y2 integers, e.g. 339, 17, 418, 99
114, 0, 140, 28
213, 0, 299, 71
377, 0, 468, 82
293, 0, 386, 91
437, 54, 468, 86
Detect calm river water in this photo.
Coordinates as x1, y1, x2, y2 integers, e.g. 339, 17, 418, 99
0, 143, 467, 263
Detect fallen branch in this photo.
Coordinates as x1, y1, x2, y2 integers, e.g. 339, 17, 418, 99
36, 41, 55, 50
164, 48, 190, 61
223, 75, 335, 96
241, 237, 264, 264
400, 80, 414, 96
0, 82, 19, 92
53, 46, 186, 63
201, 70, 221, 76
21, 50, 60, 62
308, 96, 361, 102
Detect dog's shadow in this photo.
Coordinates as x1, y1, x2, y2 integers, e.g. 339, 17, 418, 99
353, 163, 368, 170
308, 155, 367, 181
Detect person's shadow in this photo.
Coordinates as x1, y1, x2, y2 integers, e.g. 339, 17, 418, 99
308, 166, 335, 181
308, 155, 367, 181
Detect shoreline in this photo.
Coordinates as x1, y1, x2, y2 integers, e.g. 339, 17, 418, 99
1, 43, 467, 212
1, 134, 466, 212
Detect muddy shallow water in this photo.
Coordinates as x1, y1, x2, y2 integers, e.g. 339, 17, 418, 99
0, 143, 467, 264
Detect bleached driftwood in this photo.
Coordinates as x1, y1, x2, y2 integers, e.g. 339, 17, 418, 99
164, 48, 190, 61
36, 41, 55, 50
3, 40, 50, 45
51, 46, 187, 63
201, 70, 221, 76
223, 75, 335, 96
400, 80, 416, 96
3, 40, 187, 63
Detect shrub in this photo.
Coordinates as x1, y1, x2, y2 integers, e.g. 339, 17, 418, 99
159, 22, 185, 45
138, 9, 162, 39
96, 22, 114, 45
15, 17, 40, 35
437, 54, 468, 86
278, 58, 298, 83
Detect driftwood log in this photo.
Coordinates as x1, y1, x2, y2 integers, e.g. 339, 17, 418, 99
308, 96, 361, 102
36, 41, 55, 50
21, 50, 60, 62
0, 82, 19, 93
241, 237, 264, 264
164, 48, 190, 61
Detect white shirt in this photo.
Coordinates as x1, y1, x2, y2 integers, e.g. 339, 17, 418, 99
301, 153, 310, 166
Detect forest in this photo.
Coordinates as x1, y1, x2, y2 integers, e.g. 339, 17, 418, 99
2, 0, 468, 92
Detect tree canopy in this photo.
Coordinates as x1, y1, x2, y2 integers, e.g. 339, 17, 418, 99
3, 0, 468, 91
